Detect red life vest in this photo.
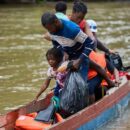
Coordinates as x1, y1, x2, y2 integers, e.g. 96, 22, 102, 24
79, 19, 86, 32
68, 15, 86, 32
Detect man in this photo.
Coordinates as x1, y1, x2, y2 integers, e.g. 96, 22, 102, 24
41, 12, 114, 89
41, 12, 94, 80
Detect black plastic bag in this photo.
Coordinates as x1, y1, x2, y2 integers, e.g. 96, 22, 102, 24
60, 71, 89, 115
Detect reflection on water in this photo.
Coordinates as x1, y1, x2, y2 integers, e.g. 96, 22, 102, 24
0, 2, 130, 129
99, 104, 130, 130
0, 4, 53, 114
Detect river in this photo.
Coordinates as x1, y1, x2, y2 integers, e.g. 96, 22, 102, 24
0, 2, 130, 129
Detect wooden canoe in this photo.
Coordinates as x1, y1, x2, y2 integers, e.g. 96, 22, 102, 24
0, 73, 130, 130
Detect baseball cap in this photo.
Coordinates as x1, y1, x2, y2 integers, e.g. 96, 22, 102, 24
87, 19, 97, 33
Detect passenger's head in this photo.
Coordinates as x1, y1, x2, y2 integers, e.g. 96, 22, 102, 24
46, 47, 63, 68
55, 1, 67, 14
87, 19, 97, 36
41, 12, 62, 33
71, 1, 87, 24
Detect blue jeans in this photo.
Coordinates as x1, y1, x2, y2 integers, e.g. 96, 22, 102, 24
79, 58, 89, 81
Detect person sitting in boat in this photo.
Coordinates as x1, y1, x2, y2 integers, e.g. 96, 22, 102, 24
70, 1, 114, 54
58, 50, 118, 104
88, 51, 120, 103
69, 1, 94, 40
33, 47, 68, 102
63, 1, 115, 103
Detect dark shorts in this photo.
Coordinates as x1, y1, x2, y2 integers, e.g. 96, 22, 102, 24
87, 75, 102, 95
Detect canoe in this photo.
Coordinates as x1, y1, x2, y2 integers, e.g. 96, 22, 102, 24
0, 72, 130, 130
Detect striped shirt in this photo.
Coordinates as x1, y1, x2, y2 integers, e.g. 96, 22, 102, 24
50, 19, 94, 60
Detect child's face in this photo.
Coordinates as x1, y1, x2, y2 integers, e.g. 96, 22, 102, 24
47, 55, 59, 68
71, 12, 85, 24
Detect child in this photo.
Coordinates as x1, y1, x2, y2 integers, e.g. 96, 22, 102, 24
43, 1, 69, 41
33, 47, 68, 102
55, 1, 69, 21
70, 2, 112, 53
70, 1, 94, 40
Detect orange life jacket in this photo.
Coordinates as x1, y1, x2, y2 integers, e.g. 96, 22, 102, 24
15, 112, 63, 130
88, 51, 106, 80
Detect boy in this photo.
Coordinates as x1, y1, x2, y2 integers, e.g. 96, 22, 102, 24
55, 1, 69, 21
70, 2, 112, 53
43, 1, 69, 41
70, 1, 94, 40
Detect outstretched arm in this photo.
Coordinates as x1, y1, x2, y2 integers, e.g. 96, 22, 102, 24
34, 78, 51, 102
96, 39, 110, 53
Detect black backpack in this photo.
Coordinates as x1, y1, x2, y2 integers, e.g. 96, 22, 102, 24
105, 53, 124, 71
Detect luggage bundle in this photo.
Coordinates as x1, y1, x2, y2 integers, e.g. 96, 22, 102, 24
60, 71, 89, 115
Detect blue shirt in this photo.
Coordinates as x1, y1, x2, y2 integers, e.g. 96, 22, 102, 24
50, 19, 94, 60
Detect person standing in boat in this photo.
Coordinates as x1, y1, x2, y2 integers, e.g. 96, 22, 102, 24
41, 12, 95, 81
44, 1, 112, 55
41, 12, 115, 90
